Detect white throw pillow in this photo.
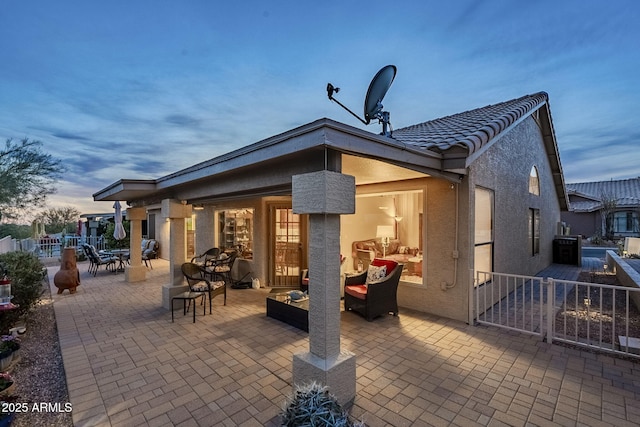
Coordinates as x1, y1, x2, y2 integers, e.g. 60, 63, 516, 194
366, 265, 387, 284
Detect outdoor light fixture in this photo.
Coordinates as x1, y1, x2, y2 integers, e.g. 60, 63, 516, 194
376, 225, 394, 258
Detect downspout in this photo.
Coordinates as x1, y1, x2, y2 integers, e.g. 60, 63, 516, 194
444, 183, 459, 290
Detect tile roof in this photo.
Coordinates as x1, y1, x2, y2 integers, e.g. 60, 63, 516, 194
567, 177, 640, 211
392, 92, 549, 154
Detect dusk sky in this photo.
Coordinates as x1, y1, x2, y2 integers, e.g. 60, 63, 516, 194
1, 1, 639, 217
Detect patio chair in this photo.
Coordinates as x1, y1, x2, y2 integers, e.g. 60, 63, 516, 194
344, 258, 402, 321
142, 240, 159, 269
191, 247, 220, 268
181, 262, 227, 313
80, 244, 93, 272
83, 244, 117, 276
204, 250, 238, 287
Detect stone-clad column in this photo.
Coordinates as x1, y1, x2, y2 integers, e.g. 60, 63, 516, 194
194, 206, 216, 256
291, 170, 356, 407
125, 207, 147, 283
161, 199, 192, 309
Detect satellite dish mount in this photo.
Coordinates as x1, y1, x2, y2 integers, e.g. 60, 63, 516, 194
327, 65, 397, 137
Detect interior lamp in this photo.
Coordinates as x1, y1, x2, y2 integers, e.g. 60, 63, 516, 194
376, 225, 395, 258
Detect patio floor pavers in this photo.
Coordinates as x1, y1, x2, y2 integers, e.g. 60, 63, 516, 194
48, 259, 640, 426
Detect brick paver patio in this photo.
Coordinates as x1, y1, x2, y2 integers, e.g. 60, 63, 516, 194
48, 260, 640, 426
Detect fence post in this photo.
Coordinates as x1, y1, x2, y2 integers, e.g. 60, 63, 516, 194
545, 277, 554, 344
469, 269, 475, 325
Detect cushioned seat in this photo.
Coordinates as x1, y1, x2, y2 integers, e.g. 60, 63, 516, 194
344, 284, 367, 299
344, 258, 402, 321
181, 262, 227, 313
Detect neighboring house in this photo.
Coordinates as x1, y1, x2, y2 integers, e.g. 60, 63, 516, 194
94, 91, 567, 325
562, 178, 640, 239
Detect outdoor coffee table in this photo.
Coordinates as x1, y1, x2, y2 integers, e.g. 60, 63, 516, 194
266, 293, 309, 332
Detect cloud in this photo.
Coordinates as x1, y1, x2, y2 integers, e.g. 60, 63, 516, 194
1, 0, 640, 216
50, 132, 91, 141
165, 114, 202, 127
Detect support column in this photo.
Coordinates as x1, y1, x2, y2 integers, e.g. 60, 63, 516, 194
161, 199, 193, 309
291, 170, 356, 407
194, 206, 216, 256
125, 207, 147, 283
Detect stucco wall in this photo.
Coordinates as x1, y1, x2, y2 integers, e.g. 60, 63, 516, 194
469, 116, 562, 277
193, 198, 269, 288
397, 178, 471, 322
605, 250, 640, 309
561, 210, 599, 238
400, 117, 563, 323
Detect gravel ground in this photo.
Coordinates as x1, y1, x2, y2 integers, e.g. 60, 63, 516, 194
8, 275, 73, 427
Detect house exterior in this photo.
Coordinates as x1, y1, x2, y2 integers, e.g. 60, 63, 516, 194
94, 91, 567, 404
561, 178, 640, 240
94, 91, 567, 323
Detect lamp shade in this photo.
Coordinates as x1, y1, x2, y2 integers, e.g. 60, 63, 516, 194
376, 225, 394, 238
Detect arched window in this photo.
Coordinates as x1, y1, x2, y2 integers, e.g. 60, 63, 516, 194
528, 166, 540, 195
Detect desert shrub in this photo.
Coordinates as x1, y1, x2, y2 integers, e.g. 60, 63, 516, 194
104, 221, 130, 249
590, 233, 603, 246
0, 251, 45, 333
281, 381, 364, 427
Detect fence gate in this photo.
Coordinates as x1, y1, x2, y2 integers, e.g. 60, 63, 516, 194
474, 271, 548, 338
474, 270, 640, 359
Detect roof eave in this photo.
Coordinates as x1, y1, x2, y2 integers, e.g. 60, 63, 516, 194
93, 118, 454, 204
538, 102, 569, 211
93, 179, 157, 202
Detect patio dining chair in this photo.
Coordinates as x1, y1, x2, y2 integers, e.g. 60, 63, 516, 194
142, 240, 159, 269
83, 244, 117, 276
205, 250, 238, 287
191, 247, 220, 268
181, 262, 227, 313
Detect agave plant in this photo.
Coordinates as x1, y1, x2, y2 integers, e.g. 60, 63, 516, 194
281, 381, 364, 427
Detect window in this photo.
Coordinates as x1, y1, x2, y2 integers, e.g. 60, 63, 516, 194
528, 208, 540, 255
350, 190, 424, 284
474, 188, 494, 276
217, 209, 254, 258
528, 166, 540, 195
613, 211, 639, 233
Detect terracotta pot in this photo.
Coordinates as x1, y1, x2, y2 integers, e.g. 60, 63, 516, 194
0, 353, 12, 371
0, 381, 15, 397
54, 247, 81, 294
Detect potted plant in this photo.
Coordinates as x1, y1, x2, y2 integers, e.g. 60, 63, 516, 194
281, 382, 364, 427
0, 373, 14, 397
0, 353, 10, 372
0, 337, 19, 358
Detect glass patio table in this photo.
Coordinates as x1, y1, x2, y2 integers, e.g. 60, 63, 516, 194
266, 292, 309, 332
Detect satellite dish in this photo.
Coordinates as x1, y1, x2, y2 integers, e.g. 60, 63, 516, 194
327, 65, 397, 136
364, 65, 396, 124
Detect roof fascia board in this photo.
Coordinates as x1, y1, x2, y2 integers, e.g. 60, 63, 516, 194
93, 179, 156, 201
166, 152, 326, 202
155, 124, 330, 191
94, 117, 455, 203
569, 191, 601, 202
154, 118, 449, 191
538, 102, 569, 210
319, 126, 463, 181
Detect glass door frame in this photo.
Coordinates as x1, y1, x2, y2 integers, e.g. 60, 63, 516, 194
268, 203, 308, 288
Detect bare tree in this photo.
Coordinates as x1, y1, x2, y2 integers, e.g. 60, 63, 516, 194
36, 206, 81, 234
0, 138, 63, 221
600, 189, 617, 241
